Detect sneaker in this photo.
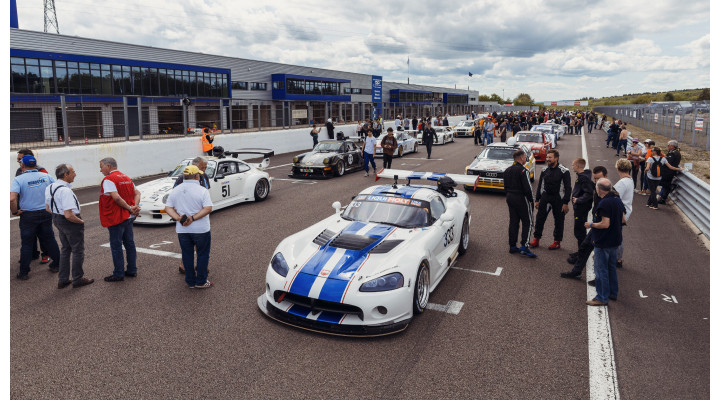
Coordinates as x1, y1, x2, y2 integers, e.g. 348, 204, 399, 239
616, 260, 623, 269
560, 271, 581, 279
72, 278, 95, 288
58, 281, 72, 289
519, 246, 538, 258
548, 240, 561, 250
40, 256, 51, 264
373, 168, 376, 174
364, 172, 369, 177
509, 246, 520, 254
195, 281, 213, 289
528, 238, 540, 248
586, 298, 608, 306
16, 273, 29, 281
587, 279, 596, 287
104, 275, 124, 282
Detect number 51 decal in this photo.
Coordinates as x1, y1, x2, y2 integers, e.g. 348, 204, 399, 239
221, 184, 230, 197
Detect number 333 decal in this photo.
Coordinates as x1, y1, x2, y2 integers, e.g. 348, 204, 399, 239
443, 224, 455, 247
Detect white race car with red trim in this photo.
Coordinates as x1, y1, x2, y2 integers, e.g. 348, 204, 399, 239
257, 169, 478, 336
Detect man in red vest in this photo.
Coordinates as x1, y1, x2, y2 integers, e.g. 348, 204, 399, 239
98, 157, 141, 282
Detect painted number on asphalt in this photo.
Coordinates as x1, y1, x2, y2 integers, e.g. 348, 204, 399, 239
638, 290, 679, 303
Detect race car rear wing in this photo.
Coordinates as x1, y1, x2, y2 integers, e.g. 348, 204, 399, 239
375, 168, 481, 187
223, 148, 275, 170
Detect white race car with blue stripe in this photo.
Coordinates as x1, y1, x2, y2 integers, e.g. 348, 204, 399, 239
257, 169, 477, 336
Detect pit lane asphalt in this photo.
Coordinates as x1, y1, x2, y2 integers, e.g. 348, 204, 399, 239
9, 129, 709, 399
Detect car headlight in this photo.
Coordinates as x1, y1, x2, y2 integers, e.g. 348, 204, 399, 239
359, 272, 404, 292
162, 194, 169, 204
270, 252, 289, 277
323, 158, 330, 165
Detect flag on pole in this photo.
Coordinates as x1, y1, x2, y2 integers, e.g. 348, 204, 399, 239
407, 57, 410, 65
468, 72, 473, 77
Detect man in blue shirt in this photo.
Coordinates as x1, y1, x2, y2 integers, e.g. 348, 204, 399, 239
10, 155, 61, 280
585, 178, 625, 306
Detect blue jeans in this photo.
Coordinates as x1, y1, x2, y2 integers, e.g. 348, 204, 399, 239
616, 139, 627, 155
107, 218, 137, 277
178, 232, 211, 287
363, 151, 376, 173
593, 246, 618, 302
483, 131, 493, 145
18, 210, 60, 276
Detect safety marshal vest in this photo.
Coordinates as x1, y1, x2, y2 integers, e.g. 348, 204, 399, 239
202, 133, 213, 152
99, 170, 136, 227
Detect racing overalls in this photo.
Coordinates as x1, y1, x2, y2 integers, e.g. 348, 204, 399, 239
533, 163, 572, 242
504, 161, 535, 248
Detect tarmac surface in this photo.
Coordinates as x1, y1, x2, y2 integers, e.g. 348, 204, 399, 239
9, 125, 709, 399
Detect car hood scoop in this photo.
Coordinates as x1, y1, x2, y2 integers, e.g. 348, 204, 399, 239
329, 233, 378, 250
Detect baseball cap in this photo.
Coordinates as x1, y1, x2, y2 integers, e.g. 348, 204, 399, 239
21, 155, 37, 167
183, 165, 201, 175
644, 139, 651, 143
632, 138, 639, 142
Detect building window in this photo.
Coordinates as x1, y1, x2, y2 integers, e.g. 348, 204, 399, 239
232, 81, 248, 90
272, 80, 284, 90
251, 82, 267, 91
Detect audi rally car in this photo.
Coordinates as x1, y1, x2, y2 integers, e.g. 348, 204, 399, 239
134, 149, 273, 224
464, 139, 535, 191
290, 140, 364, 178
453, 120, 477, 138
257, 169, 478, 336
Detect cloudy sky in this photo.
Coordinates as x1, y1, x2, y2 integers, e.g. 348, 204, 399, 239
15, 0, 710, 101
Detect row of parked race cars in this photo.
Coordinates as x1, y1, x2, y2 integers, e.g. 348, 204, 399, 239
132, 119, 569, 337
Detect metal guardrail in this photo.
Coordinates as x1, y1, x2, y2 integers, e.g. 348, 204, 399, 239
670, 171, 710, 239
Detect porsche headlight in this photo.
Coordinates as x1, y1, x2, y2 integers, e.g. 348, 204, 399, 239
323, 158, 330, 165
162, 194, 169, 204
270, 252, 289, 277
359, 272, 404, 292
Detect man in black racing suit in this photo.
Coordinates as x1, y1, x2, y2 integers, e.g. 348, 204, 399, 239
503, 149, 537, 258
529, 149, 572, 250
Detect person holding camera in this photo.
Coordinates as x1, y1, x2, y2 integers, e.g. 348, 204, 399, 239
165, 165, 214, 289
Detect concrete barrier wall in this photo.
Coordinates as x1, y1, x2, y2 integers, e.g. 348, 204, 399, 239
10, 115, 474, 189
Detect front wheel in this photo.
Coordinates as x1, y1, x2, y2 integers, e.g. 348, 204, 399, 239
458, 215, 469, 255
413, 143, 418, 153
335, 160, 345, 176
413, 262, 430, 315
254, 178, 270, 201
398, 147, 404, 158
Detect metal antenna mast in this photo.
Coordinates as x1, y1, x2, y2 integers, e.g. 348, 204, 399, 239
44, 0, 60, 34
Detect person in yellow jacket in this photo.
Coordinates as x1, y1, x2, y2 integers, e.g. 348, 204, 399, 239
201, 128, 214, 156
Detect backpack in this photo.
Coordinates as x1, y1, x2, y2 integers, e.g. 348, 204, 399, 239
650, 157, 663, 178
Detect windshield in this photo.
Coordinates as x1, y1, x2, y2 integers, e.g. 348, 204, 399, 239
479, 147, 516, 160
516, 133, 544, 143
531, 126, 551, 133
457, 121, 474, 127
341, 195, 432, 228
313, 142, 343, 152
168, 160, 216, 178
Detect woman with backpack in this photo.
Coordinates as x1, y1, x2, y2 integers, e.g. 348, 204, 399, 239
644, 147, 681, 209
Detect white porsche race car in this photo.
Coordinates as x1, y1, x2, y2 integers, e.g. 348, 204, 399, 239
375, 131, 419, 157
257, 169, 478, 336
417, 126, 456, 145
134, 149, 274, 224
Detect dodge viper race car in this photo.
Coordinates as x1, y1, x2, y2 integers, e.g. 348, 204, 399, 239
514, 131, 551, 162
375, 131, 418, 157
290, 140, 364, 178
134, 149, 273, 224
257, 169, 479, 336
464, 140, 535, 191
417, 126, 455, 145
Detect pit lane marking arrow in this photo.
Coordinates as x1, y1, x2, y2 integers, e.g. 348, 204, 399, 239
426, 300, 464, 315
451, 266, 503, 276
101, 243, 182, 259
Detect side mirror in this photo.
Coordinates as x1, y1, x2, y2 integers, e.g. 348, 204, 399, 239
332, 201, 342, 214
440, 213, 453, 223
214, 173, 225, 182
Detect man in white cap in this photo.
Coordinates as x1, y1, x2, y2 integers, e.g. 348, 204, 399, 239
325, 118, 335, 140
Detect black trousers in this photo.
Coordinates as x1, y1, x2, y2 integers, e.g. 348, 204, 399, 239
382, 154, 393, 169
474, 130, 482, 145
533, 196, 565, 241
660, 175, 676, 200
570, 231, 594, 274
425, 143, 433, 158
573, 205, 592, 249
506, 193, 533, 248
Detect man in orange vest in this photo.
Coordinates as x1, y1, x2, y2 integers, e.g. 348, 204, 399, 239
201, 128, 214, 156
98, 157, 141, 282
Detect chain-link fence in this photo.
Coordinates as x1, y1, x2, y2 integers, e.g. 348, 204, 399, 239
594, 103, 710, 150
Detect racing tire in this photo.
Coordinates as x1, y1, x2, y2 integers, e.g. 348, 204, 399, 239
440, 137, 445, 145
335, 160, 345, 176
458, 215, 470, 255
413, 143, 418, 153
413, 262, 430, 315
254, 178, 270, 202
398, 147, 404, 158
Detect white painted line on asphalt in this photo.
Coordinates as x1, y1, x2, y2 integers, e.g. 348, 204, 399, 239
265, 162, 293, 170
426, 300, 464, 315
582, 127, 620, 400
101, 242, 182, 259
273, 178, 317, 184
451, 266, 503, 276
10, 200, 100, 221
401, 157, 444, 160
